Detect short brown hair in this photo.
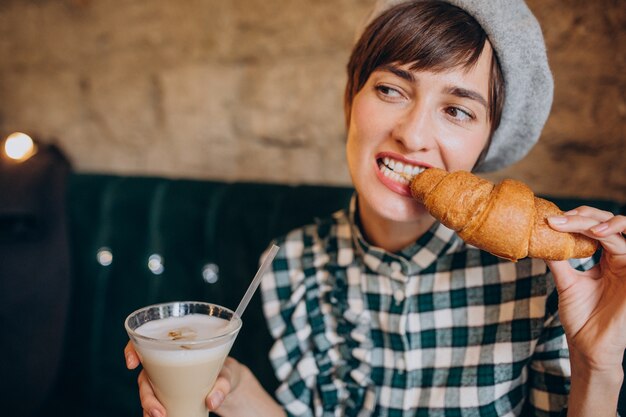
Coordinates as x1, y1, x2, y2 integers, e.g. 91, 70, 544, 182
345, 0, 504, 140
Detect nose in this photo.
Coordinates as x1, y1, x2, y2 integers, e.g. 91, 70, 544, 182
391, 103, 437, 152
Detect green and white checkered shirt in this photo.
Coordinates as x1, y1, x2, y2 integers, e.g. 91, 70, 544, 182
260, 196, 594, 417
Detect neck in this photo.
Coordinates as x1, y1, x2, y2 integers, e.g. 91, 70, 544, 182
357, 198, 436, 253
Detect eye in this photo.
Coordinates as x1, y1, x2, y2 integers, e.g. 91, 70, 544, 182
445, 106, 474, 122
375, 84, 405, 101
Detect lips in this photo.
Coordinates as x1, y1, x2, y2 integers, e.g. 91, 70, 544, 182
374, 153, 430, 197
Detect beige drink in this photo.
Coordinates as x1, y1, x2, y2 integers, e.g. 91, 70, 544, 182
125, 302, 242, 417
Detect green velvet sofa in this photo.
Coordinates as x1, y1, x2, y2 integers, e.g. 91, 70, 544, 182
3, 148, 624, 416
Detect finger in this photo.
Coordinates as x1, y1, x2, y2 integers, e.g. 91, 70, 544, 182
546, 260, 580, 292
206, 357, 243, 411
549, 214, 626, 256
547, 213, 601, 234
206, 375, 231, 410
589, 215, 626, 237
206, 362, 235, 411
124, 342, 140, 369
563, 206, 615, 223
138, 371, 166, 417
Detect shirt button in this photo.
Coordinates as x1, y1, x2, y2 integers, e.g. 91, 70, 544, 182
393, 289, 405, 304
391, 262, 402, 272
396, 356, 406, 371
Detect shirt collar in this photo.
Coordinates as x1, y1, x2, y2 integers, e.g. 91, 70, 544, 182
347, 193, 462, 278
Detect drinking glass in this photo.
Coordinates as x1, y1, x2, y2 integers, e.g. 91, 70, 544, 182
125, 301, 242, 417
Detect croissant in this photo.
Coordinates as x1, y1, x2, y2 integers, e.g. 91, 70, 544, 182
409, 168, 598, 261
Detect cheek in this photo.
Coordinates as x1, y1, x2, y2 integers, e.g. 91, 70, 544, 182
440, 128, 491, 170
345, 121, 364, 182
349, 92, 390, 144
346, 98, 372, 164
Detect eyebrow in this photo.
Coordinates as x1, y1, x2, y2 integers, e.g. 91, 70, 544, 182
378, 64, 415, 83
445, 86, 488, 109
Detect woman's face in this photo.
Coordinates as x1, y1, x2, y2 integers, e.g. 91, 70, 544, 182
346, 44, 494, 224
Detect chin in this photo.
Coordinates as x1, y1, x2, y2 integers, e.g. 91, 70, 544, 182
383, 201, 427, 223
360, 186, 427, 224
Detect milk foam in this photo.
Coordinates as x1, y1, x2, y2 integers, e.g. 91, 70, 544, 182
136, 314, 230, 340
135, 314, 233, 364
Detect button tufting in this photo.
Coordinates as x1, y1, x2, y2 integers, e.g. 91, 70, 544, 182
148, 254, 164, 275
202, 263, 219, 284
96, 247, 113, 266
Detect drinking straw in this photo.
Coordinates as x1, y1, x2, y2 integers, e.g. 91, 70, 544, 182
234, 244, 280, 319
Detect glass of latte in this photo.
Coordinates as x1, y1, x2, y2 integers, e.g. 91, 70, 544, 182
125, 301, 242, 417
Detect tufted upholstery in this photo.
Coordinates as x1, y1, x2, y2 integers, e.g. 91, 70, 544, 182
33, 173, 625, 417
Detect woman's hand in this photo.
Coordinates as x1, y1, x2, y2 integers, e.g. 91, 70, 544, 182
546, 207, 626, 370
546, 207, 625, 417
123, 342, 245, 417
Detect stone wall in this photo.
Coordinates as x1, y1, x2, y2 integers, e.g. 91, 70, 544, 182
0, 0, 624, 201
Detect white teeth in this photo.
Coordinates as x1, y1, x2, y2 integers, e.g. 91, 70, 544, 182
390, 171, 408, 185
378, 156, 425, 185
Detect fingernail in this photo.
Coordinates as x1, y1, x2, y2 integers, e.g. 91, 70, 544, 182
591, 223, 608, 233
548, 216, 567, 225
149, 410, 162, 417
209, 391, 224, 409
563, 209, 578, 215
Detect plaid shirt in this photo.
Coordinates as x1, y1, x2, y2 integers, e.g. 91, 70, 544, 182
261, 196, 594, 417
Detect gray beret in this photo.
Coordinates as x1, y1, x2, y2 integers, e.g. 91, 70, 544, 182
358, 0, 554, 172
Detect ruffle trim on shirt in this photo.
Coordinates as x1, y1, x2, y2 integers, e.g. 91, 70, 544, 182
305, 213, 376, 415
265, 211, 376, 416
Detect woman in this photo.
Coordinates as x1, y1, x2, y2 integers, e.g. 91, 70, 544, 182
126, 1, 626, 416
